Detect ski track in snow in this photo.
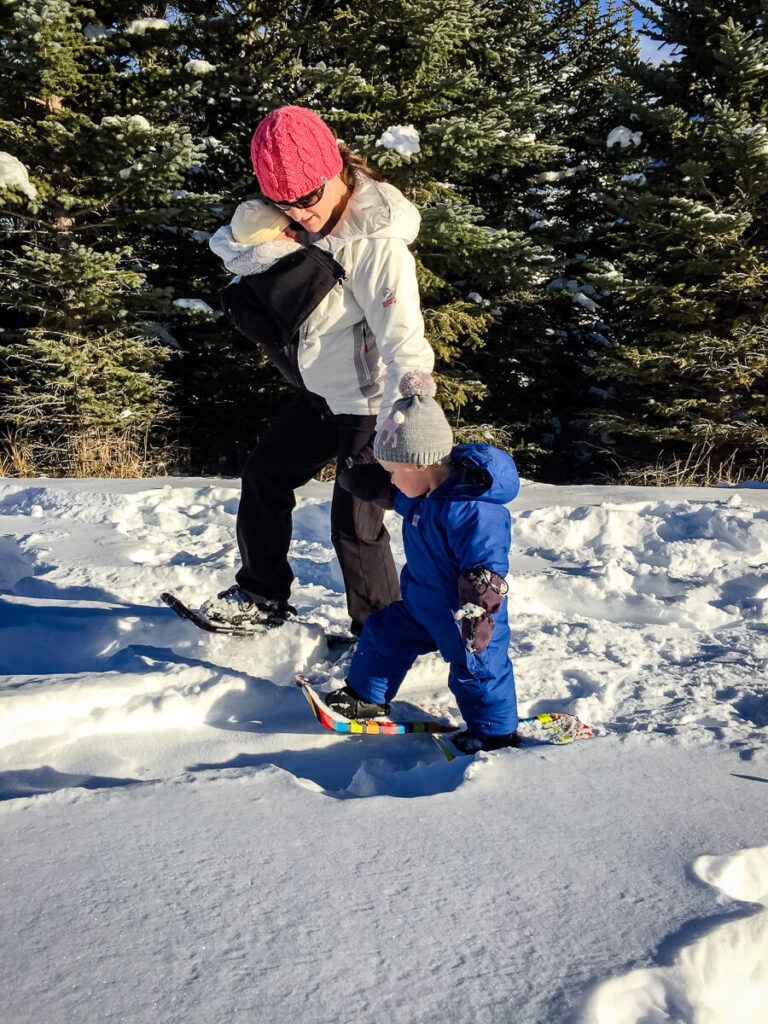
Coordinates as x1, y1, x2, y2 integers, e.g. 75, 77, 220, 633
1, 476, 767, 1023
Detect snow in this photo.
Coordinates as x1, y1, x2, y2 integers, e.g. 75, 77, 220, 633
607, 127, 643, 149
574, 291, 599, 311
537, 167, 586, 182
376, 124, 421, 156
172, 298, 214, 312
583, 844, 768, 1022
185, 60, 216, 75
1, 476, 767, 1023
125, 18, 170, 36
119, 162, 143, 179
547, 277, 580, 293
0, 151, 37, 200
455, 602, 486, 620
102, 114, 152, 132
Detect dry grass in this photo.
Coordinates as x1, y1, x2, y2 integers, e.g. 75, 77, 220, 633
66, 429, 170, 478
0, 432, 38, 477
314, 461, 337, 482
454, 422, 516, 450
618, 443, 768, 488
0, 429, 175, 479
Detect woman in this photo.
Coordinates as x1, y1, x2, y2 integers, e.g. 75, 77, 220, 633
203, 105, 434, 636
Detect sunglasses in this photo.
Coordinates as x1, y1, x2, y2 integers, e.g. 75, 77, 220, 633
271, 177, 327, 211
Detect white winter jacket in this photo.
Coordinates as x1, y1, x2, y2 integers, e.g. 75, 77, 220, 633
209, 174, 434, 428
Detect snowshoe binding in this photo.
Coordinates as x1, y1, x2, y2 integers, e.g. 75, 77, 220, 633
199, 585, 297, 632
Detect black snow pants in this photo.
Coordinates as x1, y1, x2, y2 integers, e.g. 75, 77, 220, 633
235, 393, 401, 634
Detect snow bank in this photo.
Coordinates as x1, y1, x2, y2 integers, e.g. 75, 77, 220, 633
583, 844, 768, 1024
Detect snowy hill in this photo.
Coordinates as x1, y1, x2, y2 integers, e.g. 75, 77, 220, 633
1, 476, 767, 1024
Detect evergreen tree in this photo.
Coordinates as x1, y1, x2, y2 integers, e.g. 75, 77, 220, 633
589, 1, 768, 480
478, 0, 640, 478
91, 1, 300, 473
0, 1, 207, 475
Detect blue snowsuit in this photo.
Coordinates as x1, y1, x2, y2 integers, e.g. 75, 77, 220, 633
347, 444, 520, 736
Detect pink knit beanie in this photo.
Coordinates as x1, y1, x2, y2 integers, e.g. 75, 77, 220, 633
251, 106, 344, 200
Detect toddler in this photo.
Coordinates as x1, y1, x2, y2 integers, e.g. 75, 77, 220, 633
327, 372, 520, 753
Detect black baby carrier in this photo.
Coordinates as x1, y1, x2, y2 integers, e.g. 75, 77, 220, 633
220, 246, 346, 390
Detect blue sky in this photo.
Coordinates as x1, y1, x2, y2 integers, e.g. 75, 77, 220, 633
638, 34, 677, 65
625, 1, 679, 65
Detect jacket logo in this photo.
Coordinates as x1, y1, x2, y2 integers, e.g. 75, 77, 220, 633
382, 287, 397, 308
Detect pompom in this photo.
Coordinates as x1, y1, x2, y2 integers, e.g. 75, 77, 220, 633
399, 370, 436, 399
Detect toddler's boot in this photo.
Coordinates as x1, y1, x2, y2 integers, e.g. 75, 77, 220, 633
325, 685, 390, 720
451, 730, 521, 754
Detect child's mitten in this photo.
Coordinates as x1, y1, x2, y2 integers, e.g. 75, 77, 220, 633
455, 566, 509, 654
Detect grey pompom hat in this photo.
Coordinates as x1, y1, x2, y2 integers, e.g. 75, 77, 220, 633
373, 371, 454, 465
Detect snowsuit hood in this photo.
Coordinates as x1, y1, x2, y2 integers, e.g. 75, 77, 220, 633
434, 443, 520, 507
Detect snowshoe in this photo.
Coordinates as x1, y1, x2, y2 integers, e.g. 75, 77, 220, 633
199, 585, 297, 632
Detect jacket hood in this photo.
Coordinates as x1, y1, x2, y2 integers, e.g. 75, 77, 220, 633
438, 444, 520, 505
315, 174, 421, 254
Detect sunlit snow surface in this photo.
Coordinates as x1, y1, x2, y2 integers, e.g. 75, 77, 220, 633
1, 476, 767, 1024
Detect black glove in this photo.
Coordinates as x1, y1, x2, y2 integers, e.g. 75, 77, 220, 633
336, 444, 397, 509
